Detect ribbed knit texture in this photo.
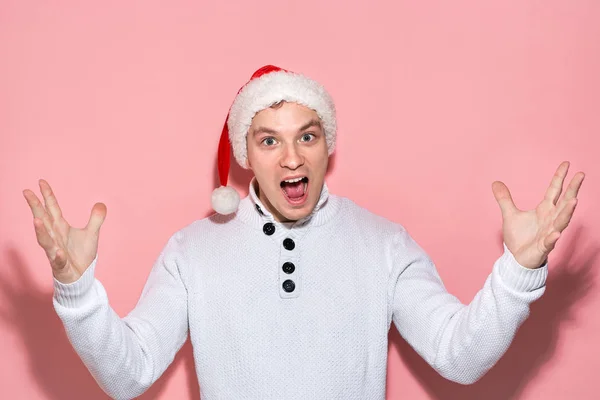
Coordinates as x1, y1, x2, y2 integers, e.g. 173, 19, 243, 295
53, 179, 548, 399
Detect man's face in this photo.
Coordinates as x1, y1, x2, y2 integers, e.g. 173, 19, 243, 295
246, 102, 329, 222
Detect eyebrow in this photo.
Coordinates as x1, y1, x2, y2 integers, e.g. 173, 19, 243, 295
252, 119, 322, 137
299, 119, 322, 132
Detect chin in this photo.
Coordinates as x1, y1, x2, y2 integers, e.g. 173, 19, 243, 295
281, 209, 310, 221
276, 197, 318, 222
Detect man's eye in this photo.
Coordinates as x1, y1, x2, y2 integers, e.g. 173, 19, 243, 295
262, 137, 276, 146
301, 133, 315, 142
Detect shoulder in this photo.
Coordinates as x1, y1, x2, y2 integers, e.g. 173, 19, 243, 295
164, 212, 248, 254
333, 195, 428, 253
334, 195, 407, 236
330, 195, 431, 270
329, 196, 412, 254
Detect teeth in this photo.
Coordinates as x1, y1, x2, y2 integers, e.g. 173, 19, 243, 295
284, 177, 304, 183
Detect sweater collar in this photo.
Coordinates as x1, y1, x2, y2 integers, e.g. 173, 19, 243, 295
236, 177, 341, 229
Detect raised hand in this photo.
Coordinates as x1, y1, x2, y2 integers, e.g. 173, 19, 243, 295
492, 161, 585, 269
23, 179, 107, 284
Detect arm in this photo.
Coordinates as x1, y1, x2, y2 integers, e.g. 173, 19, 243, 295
391, 161, 584, 384
53, 232, 189, 399
390, 229, 546, 384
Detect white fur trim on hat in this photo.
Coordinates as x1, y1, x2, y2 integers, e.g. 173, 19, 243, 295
227, 70, 337, 168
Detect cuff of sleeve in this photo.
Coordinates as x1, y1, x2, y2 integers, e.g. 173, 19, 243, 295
498, 243, 548, 292
53, 254, 99, 308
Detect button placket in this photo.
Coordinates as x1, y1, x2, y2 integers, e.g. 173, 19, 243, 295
258, 219, 306, 299
279, 255, 301, 297
278, 231, 302, 298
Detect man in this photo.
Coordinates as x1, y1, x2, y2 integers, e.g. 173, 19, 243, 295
23, 65, 584, 399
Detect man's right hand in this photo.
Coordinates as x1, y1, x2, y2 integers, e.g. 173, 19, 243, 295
23, 179, 107, 284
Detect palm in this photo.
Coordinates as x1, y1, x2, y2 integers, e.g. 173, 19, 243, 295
58, 222, 99, 276
23, 180, 106, 283
502, 202, 556, 267
492, 162, 585, 269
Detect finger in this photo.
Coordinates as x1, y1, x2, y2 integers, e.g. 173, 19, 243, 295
24, 189, 55, 238
34, 219, 67, 272
33, 217, 55, 252
53, 248, 68, 271
543, 161, 569, 205
23, 189, 47, 219
543, 231, 561, 252
34, 218, 58, 261
554, 198, 578, 232
492, 181, 519, 217
557, 172, 585, 212
39, 179, 63, 222
85, 203, 107, 234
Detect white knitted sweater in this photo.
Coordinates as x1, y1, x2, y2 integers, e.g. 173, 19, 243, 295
53, 180, 548, 399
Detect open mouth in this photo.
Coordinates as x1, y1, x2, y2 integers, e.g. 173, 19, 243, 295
280, 176, 309, 203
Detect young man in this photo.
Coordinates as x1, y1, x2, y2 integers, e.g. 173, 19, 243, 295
24, 65, 584, 399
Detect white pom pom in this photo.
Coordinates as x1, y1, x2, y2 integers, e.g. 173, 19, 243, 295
211, 186, 240, 215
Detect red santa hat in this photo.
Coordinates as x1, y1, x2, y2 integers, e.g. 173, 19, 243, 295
211, 65, 337, 214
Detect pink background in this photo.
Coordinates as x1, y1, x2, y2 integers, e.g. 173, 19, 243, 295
1, 0, 598, 399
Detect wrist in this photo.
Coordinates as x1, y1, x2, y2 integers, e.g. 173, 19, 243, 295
499, 243, 548, 291
513, 250, 547, 270
53, 255, 98, 308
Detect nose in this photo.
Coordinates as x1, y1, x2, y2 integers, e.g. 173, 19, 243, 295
280, 142, 304, 170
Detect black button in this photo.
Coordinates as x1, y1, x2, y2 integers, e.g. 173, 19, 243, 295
282, 279, 295, 293
255, 204, 264, 215
282, 262, 295, 274
263, 223, 275, 236
283, 238, 295, 250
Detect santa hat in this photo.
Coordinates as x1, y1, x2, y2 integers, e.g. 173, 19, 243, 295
211, 65, 337, 214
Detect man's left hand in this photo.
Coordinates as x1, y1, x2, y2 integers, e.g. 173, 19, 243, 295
492, 161, 585, 269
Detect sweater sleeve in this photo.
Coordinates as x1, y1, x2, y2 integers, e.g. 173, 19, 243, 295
389, 228, 547, 385
52, 231, 190, 399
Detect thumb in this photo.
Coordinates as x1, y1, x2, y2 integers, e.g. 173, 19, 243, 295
492, 181, 518, 218
86, 202, 107, 234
